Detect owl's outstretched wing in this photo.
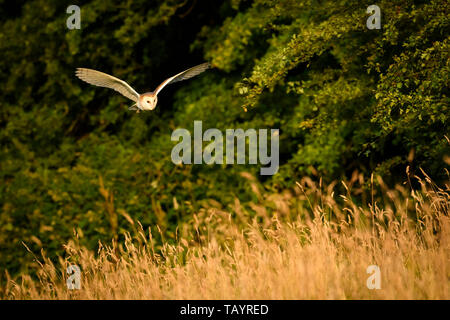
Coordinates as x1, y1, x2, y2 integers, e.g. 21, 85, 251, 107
154, 62, 210, 96
75, 68, 140, 102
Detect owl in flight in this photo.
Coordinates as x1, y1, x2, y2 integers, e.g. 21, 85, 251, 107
75, 62, 210, 112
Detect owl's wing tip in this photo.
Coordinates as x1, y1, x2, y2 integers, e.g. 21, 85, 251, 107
75, 67, 90, 74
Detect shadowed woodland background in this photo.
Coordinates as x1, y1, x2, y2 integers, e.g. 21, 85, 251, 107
0, 0, 448, 281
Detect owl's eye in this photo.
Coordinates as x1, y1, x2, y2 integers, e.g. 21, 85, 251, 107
147, 100, 150, 103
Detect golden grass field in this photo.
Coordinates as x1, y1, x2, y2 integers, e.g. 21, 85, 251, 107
2, 169, 449, 299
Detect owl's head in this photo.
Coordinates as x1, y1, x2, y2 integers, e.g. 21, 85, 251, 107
140, 93, 158, 110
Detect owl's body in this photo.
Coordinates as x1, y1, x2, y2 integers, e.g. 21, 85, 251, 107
75, 62, 210, 112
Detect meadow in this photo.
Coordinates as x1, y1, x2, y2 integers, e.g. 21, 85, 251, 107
3, 170, 448, 299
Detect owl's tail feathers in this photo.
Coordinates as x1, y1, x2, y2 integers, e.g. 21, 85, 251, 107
128, 103, 138, 111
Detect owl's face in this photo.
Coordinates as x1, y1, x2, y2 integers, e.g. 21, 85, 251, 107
140, 94, 157, 110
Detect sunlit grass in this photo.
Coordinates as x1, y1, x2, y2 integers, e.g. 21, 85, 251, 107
2, 170, 449, 299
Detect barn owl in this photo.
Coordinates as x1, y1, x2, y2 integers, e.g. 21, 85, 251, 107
75, 62, 210, 112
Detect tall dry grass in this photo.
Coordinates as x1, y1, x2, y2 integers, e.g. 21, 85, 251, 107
2, 170, 449, 299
